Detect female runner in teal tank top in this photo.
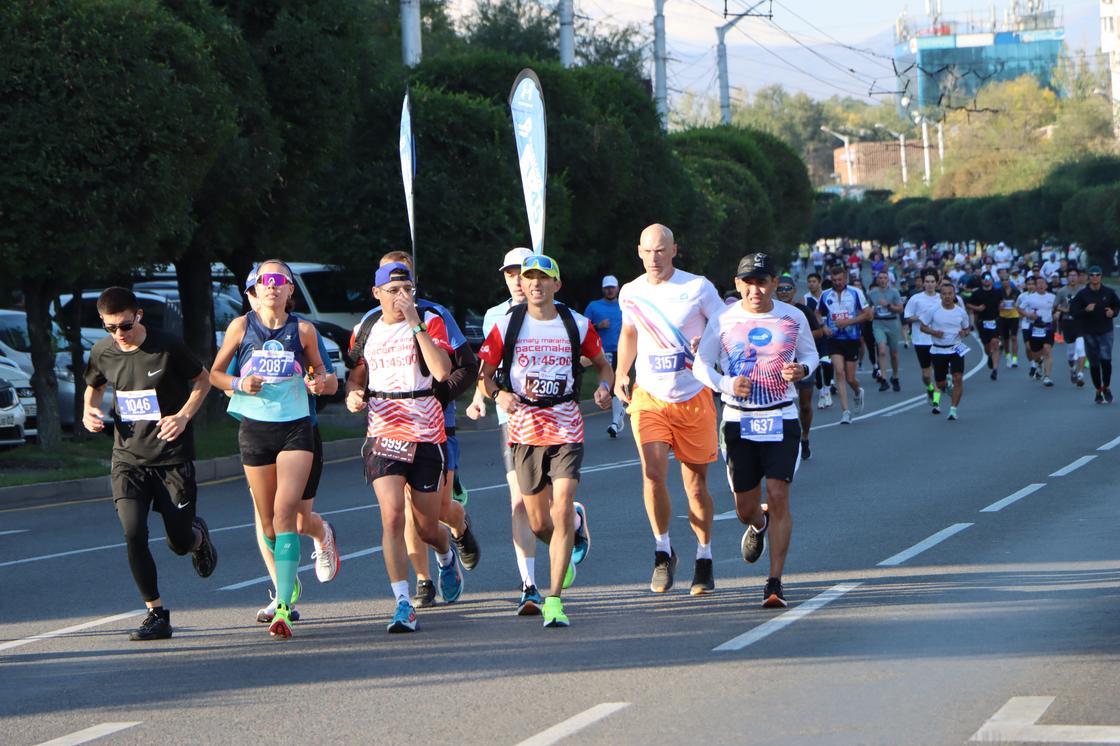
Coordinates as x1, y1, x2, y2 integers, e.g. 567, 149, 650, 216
211, 259, 328, 639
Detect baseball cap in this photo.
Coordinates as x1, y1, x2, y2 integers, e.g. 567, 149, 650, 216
1088, 265, 1103, 275
500, 247, 533, 271
736, 253, 777, 281
245, 266, 258, 291
374, 262, 413, 287
601, 275, 619, 288
521, 254, 561, 280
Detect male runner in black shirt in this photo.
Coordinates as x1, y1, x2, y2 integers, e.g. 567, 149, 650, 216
966, 272, 1003, 379
1070, 266, 1120, 402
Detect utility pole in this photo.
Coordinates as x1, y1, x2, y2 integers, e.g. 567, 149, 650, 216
875, 123, 908, 185
400, 0, 422, 67
559, 0, 575, 68
716, 1, 772, 126
821, 126, 854, 185
654, 0, 668, 129
920, 117, 931, 185
936, 121, 945, 174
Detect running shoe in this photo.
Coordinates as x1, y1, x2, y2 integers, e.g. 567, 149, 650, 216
1006, 356, 1013, 369
931, 404, 941, 415
572, 502, 590, 565
877, 378, 890, 392
990, 369, 998, 381
800, 439, 811, 461
817, 389, 832, 409
1070, 368, 1079, 385
452, 513, 481, 571
257, 589, 302, 623
853, 388, 865, 413
438, 547, 464, 603
542, 596, 570, 628
130, 608, 172, 641
650, 549, 678, 593
412, 579, 436, 608
607, 423, 619, 438
1011, 356, 1019, 368
762, 577, 788, 609
518, 584, 544, 616
839, 409, 852, 425
1106, 388, 1114, 404
269, 602, 293, 639
191, 516, 218, 578
891, 377, 901, 392
1042, 376, 1054, 387
690, 558, 715, 596
1077, 372, 1085, 388
740, 513, 768, 564
562, 561, 577, 590
312, 520, 340, 583
452, 474, 469, 507
387, 599, 418, 633
1095, 389, 1105, 404
947, 407, 958, 421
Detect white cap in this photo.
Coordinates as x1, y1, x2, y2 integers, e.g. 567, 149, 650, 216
500, 247, 533, 271
601, 275, 619, 288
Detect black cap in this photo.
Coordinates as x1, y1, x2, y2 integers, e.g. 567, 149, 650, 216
736, 252, 777, 281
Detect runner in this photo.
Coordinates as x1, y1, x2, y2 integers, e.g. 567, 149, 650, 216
903, 271, 943, 409
584, 274, 626, 437
1070, 265, 1120, 403
818, 265, 871, 424
919, 282, 972, 420
965, 272, 1003, 380
1054, 268, 1086, 387
614, 224, 724, 595
776, 275, 823, 460
1017, 275, 1057, 387
995, 269, 1021, 369
867, 269, 903, 392
83, 287, 218, 641
694, 253, 817, 608
803, 273, 833, 409
477, 254, 614, 627
211, 259, 328, 638
344, 261, 460, 633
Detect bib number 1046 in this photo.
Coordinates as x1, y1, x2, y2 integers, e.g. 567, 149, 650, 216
118, 389, 161, 422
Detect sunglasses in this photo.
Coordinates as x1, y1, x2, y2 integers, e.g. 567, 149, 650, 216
257, 273, 291, 287
1090, 272, 1103, 277
103, 320, 137, 334
777, 285, 795, 292
523, 255, 557, 271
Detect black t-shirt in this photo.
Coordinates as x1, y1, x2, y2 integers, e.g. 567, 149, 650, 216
84, 327, 204, 466
969, 288, 1002, 322
1070, 285, 1120, 335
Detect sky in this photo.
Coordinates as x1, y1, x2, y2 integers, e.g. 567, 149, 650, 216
445, 0, 1103, 105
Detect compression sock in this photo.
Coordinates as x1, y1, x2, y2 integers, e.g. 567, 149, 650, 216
273, 532, 300, 607
263, 533, 276, 555
932, 390, 941, 405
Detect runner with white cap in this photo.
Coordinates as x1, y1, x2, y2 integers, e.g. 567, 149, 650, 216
585, 274, 626, 436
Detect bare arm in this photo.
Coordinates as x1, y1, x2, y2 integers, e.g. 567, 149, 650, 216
157, 369, 211, 442
613, 322, 637, 403
210, 316, 257, 393
588, 351, 615, 410
82, 383, 107, 433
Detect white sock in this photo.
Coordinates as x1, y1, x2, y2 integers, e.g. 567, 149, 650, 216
573, 509, 583, 533
518, 556, 536, 588
611, 397, 625, 424
696, 543, 712, 560
436, 548, 454, 567
391, 580, 409, 604
655, 533, 671, 554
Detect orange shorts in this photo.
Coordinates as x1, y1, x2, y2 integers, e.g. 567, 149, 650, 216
629, 386, 719, 464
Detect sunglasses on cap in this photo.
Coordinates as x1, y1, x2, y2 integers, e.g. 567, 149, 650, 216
257, 273, 291, 287
103, 319, 138, 334
523, 255, 557, 271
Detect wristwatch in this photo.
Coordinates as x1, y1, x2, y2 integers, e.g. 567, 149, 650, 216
800, 363, 811, 379
411, 322, 427, 336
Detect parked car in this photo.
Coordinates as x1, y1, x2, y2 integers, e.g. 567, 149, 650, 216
462, 311, 485, 351
0, 376, 27, 447
55, 290, 184, 345
0, 309, 86, 430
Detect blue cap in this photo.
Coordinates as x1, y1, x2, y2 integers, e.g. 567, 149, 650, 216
375, 262, 412, 287
245, 265, 259, 291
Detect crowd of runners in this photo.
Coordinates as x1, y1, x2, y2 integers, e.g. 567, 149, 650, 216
82, 231, 1118, 641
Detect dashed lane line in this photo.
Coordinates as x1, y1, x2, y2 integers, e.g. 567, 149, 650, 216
877, 523, 974, 567
712, 583, 862, 652
1049, 455, 1097, 477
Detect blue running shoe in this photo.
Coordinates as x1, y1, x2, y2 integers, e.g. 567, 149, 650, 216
518, 584, 544, 616
387, 599, 418, 633
438, 547, 463, 604
572, 501, 590, 565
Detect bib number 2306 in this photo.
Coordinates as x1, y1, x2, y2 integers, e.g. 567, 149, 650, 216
118, 389, 161, 422
525, 376, 565, 399
739, 410, 783, 442
647, 352, 685, 373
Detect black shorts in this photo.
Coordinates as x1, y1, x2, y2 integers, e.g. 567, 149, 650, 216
511, 442, 583, 495
111, 460, 197, 518
362, 438, 447, 493
722, 419, 801, 492
498, 423, 515, 474
1021, 327, 1031, 345
914, 344, 932, 369
997, 317, 1017, 341
302, 427, 323, 501
239, 417, 315, 466
1028, 327, 1055, 352
931, 352, 965, 381
1060, 320, 1080, 343
830, 339, 860, 362
978, 324, 998, 346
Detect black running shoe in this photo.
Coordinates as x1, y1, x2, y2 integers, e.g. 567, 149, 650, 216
130, 608, 172, 641
877, 378, 890, 392
1106, 388, 1115, 404
800, 439, 811, 461
412, 579, 436, 608
931, 404, 941, 415
690, 558, 715, 596
453, 513, 480, 571
740, 512, 768, 564
891, 377, 900, 392
1095, 390, 1105, 404
191, 517, 218, 578
990, 369, 998, 381
650, 549, 678, 593
762, 577, 787, 608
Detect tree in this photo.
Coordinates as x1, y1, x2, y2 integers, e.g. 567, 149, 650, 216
0, 0, 235, 446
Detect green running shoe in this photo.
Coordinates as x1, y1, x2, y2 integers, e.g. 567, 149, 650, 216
452, 474, 469, 507
562, 561, 577, 590
542, 596, 570, 628
269, 602, 293, 639
289, 575, 302, 605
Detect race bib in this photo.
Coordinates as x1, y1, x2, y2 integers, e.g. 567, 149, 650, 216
739, 410, 783, 443
1032, 325, 1048, 338
875, 306, 894, 319
1000, 300, 1014, 310
524, 376, 566, 399
954, 343, 970, 357
831, 310, 851, 323
249, 349, 295, 383
370, 437, 417, 464
982, 320, 997, 330
117, 389, 161, 422
647, 352, 685, 373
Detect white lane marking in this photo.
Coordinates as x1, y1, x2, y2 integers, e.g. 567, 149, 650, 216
877, 523, 973, 567
515, 702, 631, 746
981, 483, 1046, 513
1097, 434, 1120, 451
218, 546, 382, 591
0, 609, 145, 654
882, 400, 929, 417
0, 529, 29, 536
676, 509, 738, 522
970, 696, 1120, 742
713, 582, 861, 652
35, 722, 142, 746
1049, 455, 1097, 477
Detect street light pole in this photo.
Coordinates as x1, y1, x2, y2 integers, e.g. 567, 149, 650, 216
559, 0, 575, 68
654, 0, 668, 130
821, 126, 854, 185
936, 121, 945, 174
400, 0, 422, 66
921, 118, 931, 185
717, 16, 748, 125
875, 123, 908, 185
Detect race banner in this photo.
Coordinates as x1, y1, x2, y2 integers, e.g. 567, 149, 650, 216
400, 90, 417, 269
509, 69, 547, 255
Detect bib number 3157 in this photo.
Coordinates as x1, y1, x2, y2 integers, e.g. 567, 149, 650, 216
647, 352, 685, 373
739, 410, 783, 442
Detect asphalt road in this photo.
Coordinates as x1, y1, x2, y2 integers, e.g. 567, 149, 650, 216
2, 339, 1119, 745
